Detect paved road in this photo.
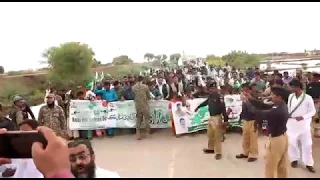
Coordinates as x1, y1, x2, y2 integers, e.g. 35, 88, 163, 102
91, 129, 319, 178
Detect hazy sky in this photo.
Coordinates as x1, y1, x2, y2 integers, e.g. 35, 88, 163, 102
1, 2, 319, 71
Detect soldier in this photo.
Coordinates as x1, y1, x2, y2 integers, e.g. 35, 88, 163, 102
0, 104, 15, 131
306, 72, 320, 137
38, 93, 68, 138
132, 75, 151, 140
195, 82, 228, 160
8, 96, 25, 130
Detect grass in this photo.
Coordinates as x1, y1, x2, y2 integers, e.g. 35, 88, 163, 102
0, 63, 151, 109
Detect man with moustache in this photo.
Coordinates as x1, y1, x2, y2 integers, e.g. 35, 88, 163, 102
288, 79, 316, 173
38, 93, 68, 138
68, 140, 120, 178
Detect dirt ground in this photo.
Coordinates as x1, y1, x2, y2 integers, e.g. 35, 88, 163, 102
91, 129, 320, 178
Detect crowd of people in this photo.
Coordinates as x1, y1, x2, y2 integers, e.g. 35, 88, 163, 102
0, 59, 320, 178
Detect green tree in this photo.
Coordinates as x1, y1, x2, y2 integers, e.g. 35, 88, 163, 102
42, 42, 94, 87
154, 55, 161, 61
92, 58, 101, 68
169, 53, 181, 63
221, 50, 261, 68
112, 55, 133, 65
0, 66, 4, 74
161, 54, 168, 61
205, 55, 224, 66
144, 53, 154, 62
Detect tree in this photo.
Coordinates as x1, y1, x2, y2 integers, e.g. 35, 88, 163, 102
42, 42, 94, 87
221, 50, 261, 68
92, 58, 101, 68
161, 54, 168, 61
144, 53, 154, 62
169, 53, 181, 62
0, 66, 4, 74
112, 55, 133, 65
205, 55, 224, 66
154, 55, 161, 61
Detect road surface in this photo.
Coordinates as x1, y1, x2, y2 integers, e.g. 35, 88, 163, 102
91, 129, 319, 178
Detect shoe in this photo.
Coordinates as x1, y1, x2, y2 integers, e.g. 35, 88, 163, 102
291, 161, 298, 168
306, 166, 316, 173
203, 148, 215, 154
236, 154, 248, 159
215, 154, 222, 160
247, 157, 257, 162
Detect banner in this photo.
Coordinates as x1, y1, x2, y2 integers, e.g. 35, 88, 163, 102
172, 95, 243, 135
224, 94, 243, 128
68, 100, 171, 130
172, 98, 210, 135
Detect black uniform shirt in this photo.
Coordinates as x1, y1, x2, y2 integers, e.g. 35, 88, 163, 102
197, 93, 228, 122
306, 82, 320, 99
245, 101, 288, 137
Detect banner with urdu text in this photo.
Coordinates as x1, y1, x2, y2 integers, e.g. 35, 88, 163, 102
68, 100, 171, 130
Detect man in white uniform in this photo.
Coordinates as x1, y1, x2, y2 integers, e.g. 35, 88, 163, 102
68, 140, 120, 178
287, 80, 316, 173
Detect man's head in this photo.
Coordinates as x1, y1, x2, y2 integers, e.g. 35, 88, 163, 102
123, 76, 128, 84
172, 75, 179, 83
284, 71, 289, 78
13, 96, 24, 108
104, 81, 111, 91
45, 93, 55, 106
207, 82, 218, 94
76, 91, 85, 100
68, 140, 96, 178
289, 79, 303, 93
158, 77, 164, 85
275, 73, 282, 80
128, 75, 134, 83
137, 75, 144, 82
19, 119, 39, 131
113, 81, 120, 89
270, 87, 289, 104
254, 72, 260, 80
241, 83, 251, 93
313, 73, 320, 82
251, 83, 257, 91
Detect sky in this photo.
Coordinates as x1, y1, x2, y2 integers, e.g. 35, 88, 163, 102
0, 2, 320, 71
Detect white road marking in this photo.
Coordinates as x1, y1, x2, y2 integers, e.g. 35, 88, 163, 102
168, 148, 178, 178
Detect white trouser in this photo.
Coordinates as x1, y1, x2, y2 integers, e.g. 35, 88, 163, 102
288, 130, 314, 166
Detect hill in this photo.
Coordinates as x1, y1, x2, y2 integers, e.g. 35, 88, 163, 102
0, 63, 151, 108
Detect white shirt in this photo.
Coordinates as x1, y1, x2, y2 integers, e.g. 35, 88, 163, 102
95, 167, 120, 178
0, 159, 43, 178
286, 93, 316, 137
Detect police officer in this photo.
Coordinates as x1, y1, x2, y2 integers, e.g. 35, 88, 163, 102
195, 82, 228, 160
241, 87, 290, 178
236, 83, 259, 162
306, 72, 320, 137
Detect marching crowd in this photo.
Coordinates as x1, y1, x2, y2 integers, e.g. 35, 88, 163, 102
0, 59, 320, 178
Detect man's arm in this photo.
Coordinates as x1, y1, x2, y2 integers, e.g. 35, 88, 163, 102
15, 111, 24, 126
38, 108, 44, 126
26, 105, 36, 120
59, 107, 67, 130
112, 90, 118, 101
220, 101, 229, 122
244, 101, 272, 122
301, 96, 316, 120
196, 98, 209, 110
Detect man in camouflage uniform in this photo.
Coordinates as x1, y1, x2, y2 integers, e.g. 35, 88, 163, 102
38, 93, 68, 138
8, 96, 25, 130
132, 76, 151, 140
